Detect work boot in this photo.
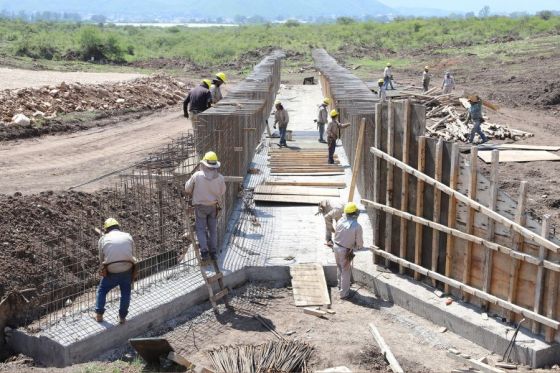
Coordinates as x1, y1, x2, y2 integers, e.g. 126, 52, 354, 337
210, 252, 218, 262
119, 317, 126, 325
95, 313, 103, 322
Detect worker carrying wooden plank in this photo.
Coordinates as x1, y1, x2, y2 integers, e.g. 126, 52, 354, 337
316, 198, 344, 247
333, 202, 364, 299
185, 151, 226, 262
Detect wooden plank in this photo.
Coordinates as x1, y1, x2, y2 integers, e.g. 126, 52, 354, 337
168, 352, 215, 373
303, 307, 327, 317
369, 146, 560, 253
546, 243, 559, 342
210, 288, 228, 303
446, 351, 505, 373
270, 172, 345, 176
487, 144, 560, 151
399, 100, 411, 274
290, 263, 331, 307
507, 181, 528, 322
532, 216, 550, 334
370, 246, 560, 330
444, 144, 460, 294
255, 185, 340, 197
414, 136, 426, 280
463, 146, 478, 300
265, 180, 346, 188
385, 101, 395, 267
478, 150, 560, 163
254, 194, 326, 205
431, 138, 444, 285
369, 323, 404, 373
373, 103, 383, 252
483, 150, 499, 310
349, 117, 367, 202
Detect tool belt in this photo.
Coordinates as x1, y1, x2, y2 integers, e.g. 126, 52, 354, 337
99, 260, 138, 282
335, 242, 355, 261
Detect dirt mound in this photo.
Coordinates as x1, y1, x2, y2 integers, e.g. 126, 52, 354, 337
0, 75, 187, 140
128, 57, 203, 72
535, 81, 560, 106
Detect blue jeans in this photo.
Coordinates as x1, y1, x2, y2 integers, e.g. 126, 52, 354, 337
384, 76, 394, 90
318, 123, 325, 141
327, 137, 336, 164
279, 127, 287, 146
469, 119, 488, 143
95, 270, 132, 318
195, 204, 218, 256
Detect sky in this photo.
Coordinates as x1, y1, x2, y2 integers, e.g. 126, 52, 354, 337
379, 0, 559, 13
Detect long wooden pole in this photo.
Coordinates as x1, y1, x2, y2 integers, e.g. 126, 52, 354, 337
399, 100, 411, 274
348, 118, 366, 202
369, 146, 559, 253
385, 102, 395, 267
444, 144, 460, 294
532, 216, 550, 334
431, 138, 444, 286
369, 246, 560, 330
414, 136, 426, 280
463, 146, 478, 300
369, 323, 404, 373
482, 149, 499, 310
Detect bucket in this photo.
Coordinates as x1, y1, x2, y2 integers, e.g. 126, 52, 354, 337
286, 130, 293, 141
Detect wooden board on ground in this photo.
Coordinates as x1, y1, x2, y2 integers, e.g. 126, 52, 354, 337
477, 150, 560, 163
254, 194, 326, 205
479, 144, 560, 151
255, 185, 340, 197
266, 180, 347, 188
290, 263, 331, 307
271, 172, 345, 176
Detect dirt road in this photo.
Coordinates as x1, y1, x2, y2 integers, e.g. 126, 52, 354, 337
0, 67, 144, 90
0, 109, 191, 194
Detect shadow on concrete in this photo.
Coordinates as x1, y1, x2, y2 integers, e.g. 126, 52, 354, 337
214, 308, 276, 333
342, 286, 393, 311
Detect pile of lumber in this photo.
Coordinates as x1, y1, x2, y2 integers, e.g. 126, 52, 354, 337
268, 148, 344, 176
399, 88, 533, 143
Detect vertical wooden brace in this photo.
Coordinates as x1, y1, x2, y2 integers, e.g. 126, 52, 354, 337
482, 150, 499, 310
533, 215, 550, 334
414, 136, 426, 280
399, 100, 411, 274
431, 138, 444, 287
444, 144, 459, 294
462, 147, 478, 300
348, 118, 367, 202
373, 103, 383, 261
384, 101, 395, 267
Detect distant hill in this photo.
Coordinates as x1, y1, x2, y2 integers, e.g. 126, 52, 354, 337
0, 0, 395, 19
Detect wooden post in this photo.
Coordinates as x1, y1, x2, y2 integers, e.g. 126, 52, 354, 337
462, 147, 478, 300
369, 323, 404, 373
431, 138, 444, 286
546, 244, 559, 342
399, 100, 411, 274
482, 150, 499, 310
533, 216, 550, 334
414, 136, 426, 280
373, 104, 382, 252
507, 181, 528, 322
384, 101, 395, 267
444, 144, 460, 294
348, 118, 366, 202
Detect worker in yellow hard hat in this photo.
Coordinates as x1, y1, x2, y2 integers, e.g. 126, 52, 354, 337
377, 78, 387, 101
183, 79, 212, 119
326, 109, 351, 164
465, 95, 488, 144
315, 97, 331, 143
333, 202, 364, 299
383, 63, 395, 90
422, 66, 431, 92
210, 72, 227, 104
95, 218, 136, 324
185, 151, 226, 263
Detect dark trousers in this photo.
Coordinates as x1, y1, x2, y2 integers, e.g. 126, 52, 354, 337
327, 137, 336, 164
95, 270, 132, 319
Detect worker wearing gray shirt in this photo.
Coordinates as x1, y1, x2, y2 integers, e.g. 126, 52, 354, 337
333, 203, 363, 299
95, 218, 136, 324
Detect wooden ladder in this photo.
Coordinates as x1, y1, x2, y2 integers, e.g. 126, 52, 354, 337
187, 221, 230, 313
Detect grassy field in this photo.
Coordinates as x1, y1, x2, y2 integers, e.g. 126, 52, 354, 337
0, 16, 559, 71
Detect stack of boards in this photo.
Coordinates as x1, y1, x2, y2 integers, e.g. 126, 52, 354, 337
253, 148, 346, 205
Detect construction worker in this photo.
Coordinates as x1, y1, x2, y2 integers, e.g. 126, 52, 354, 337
422, 66, 431, 92
465, 95, 488, 144
334, 202, 363, 299
377, 78, 387, 101
210, 72, 227, 104
317, 198, 344, 247
326, 109, 351, 164
95, 218, 136, 324
383, 63, 394, 90
185, 151, 226, 262
273, 100, 289, 147
316, 97, 330, 143
183, 79, 212, 119
441, 72, 455, 94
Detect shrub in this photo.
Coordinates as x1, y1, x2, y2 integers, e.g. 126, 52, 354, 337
284, 19, 300, 27
537, 11, 553, 21
336, 17, 356, 25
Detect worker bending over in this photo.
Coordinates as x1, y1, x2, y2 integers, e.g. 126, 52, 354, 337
334, 202, 363, 299
183, 79, 212, 119
422, 66, 431, 92
326, 109, 350, 164
210, 72, 227, 104
383, 63, 394, 90
465, 95, 488, 144
316, 97, 330, 143
95, 218, 136, 324
441, 72, 455, 94
273, 101, 289, 147
317, 198, 344, 247
185, 151, 226, 262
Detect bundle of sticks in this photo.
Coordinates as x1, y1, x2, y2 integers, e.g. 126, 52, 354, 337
399, 88, 533, 143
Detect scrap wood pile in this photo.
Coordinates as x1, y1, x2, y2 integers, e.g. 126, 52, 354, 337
400, 87, 533, 142
0, 74, 186, 126
207, 340, 314, 373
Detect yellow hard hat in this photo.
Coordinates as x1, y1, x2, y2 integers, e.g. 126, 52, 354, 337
275, 100, 281, 105
424, 65, 429, 70
323, 97, 331, 105
378, 78, 384, 84
202, 151, 221, 168
344, 202, 358, 214
103, 218, 120, 231
330, 109, 339, 118
386, 62, 392, 67
467, 95, 480, 103
202, 79, 212, 88
216, 72, 227, 83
